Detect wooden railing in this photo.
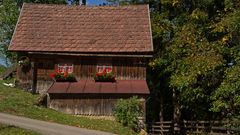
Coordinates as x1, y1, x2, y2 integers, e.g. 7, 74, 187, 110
148, 120, 240, 135
148, 121, 173, 135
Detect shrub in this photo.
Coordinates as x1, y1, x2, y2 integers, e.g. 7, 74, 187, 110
113, 96, 143, 131
0, 65, 6, 74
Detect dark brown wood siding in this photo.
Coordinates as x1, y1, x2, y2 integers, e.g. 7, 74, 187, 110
49, 94, 147, 116
50, 98, 117, 115
17, 65, 33, 84
30, 55, 147, 80
17, 55, 148, 93
73, 57, 146, 80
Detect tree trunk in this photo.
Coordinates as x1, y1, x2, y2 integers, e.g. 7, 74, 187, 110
31, 60, 37, 94
173, 88, 181, 134
159, 94, 164, 122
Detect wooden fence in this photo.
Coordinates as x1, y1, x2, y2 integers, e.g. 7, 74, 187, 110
148, 120, 240, 135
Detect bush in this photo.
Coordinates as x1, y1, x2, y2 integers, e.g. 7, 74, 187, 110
0, 65, 6, 74
113, 96, 143, 131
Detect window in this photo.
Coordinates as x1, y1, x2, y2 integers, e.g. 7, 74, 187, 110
58, 63, 73, 73
96, 65, 112, 73
96, 58, 112, 73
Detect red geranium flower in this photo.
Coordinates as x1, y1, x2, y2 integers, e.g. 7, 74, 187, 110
96, 72, 102, 77
102, 68, 107, 74
49, 70, 57, 78
49, 73, 55, 78
64, 72, 68, 77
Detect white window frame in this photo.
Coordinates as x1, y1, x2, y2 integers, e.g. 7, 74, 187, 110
58, 63, 73, 73
96, 65, 112, 73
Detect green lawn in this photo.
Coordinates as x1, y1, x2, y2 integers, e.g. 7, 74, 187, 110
0, 123, 40, 135
0, 81, 136, 135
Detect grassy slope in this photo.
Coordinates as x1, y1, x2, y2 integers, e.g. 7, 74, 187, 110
0, 123, 40, 135
0, 65, 6, 75
0, 82, 136, 135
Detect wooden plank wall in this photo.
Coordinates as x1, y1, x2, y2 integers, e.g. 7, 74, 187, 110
49, 95, 147, 116
50, 98, 117, 115
17, 65, 33, 83
113, 57, 146, 80
17, 55, 148, 93
33, 56, 147, 80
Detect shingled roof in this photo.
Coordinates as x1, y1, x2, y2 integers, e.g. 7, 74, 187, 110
9, 3, 153, 54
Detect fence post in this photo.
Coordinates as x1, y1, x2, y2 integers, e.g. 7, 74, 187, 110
174, 121, 180, 134
227, 120, 230, 134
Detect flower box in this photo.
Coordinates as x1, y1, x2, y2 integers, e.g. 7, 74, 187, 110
49, 69, 76, 82
94, 68, 116, 82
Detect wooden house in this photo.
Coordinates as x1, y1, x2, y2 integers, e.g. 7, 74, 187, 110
8, 3, 153, 116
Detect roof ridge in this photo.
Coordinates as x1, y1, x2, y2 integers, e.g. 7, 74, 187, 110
23, 2, 149, 8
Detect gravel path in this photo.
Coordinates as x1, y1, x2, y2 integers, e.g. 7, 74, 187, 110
0, 113, 115, 135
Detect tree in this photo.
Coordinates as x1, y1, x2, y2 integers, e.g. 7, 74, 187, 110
149, 0, 240, 121
210, 9, 240, 118
0, 0, 19, 64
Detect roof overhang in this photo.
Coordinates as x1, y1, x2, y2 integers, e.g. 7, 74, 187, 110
48, 80, 150, 94
28, 52, 153, 58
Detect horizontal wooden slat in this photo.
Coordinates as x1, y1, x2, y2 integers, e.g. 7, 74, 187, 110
150, 129, 170, 132
154, 121, 172, 124
149, 120, 240, 134
151, 125, 171, 128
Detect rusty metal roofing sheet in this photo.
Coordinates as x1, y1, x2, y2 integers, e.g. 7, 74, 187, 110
47, 80, 150, 94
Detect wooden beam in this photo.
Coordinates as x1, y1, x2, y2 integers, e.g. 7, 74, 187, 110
28, 52, 153, 58
31, 60, 37, 94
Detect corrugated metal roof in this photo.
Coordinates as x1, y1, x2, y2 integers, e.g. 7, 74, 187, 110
48, 80, 150, 94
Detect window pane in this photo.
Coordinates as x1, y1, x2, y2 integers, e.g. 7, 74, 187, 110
97, 65, 112, 73
58, 64, 73, 73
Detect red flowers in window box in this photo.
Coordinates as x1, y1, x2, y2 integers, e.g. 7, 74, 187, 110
94, 68, 116, 82
49, 69, 76, 82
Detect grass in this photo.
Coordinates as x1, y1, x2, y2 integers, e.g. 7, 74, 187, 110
0, 123, 40, 135
0, 81, 137, 135
0, 65, 6, 74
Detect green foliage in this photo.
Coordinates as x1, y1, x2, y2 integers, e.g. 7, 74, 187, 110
0, 124, 40, 135
0, 82, 136, 135
94, 70, 115, 82
146, 0, 240, 120
0, 65, 6, 74
66, 73, 76, 82
113, 96, 142, 131
211, 65, 240, 118
0, 0, 19, 62
52, 72, 76, 82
